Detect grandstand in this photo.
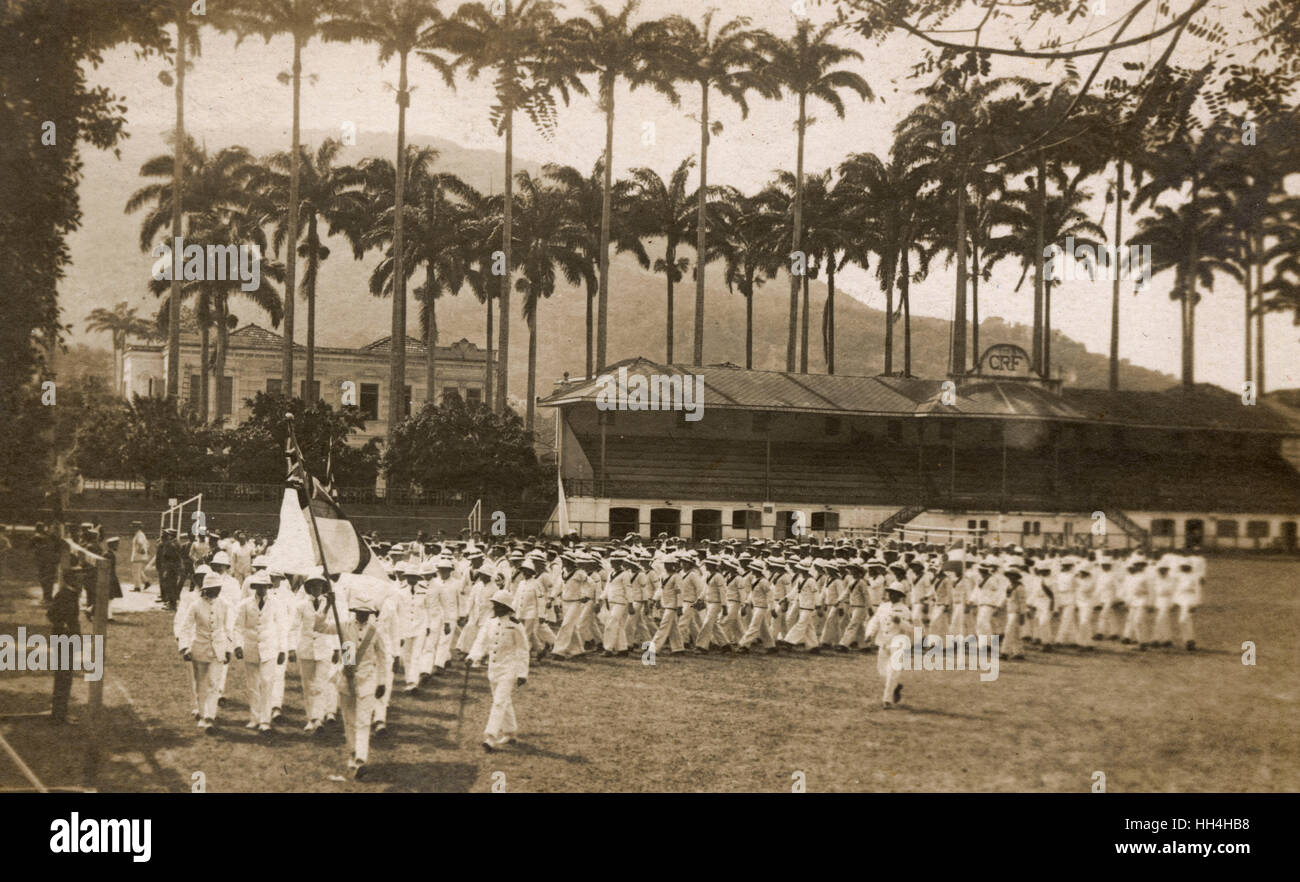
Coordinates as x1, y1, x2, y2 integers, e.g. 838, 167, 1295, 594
539, 356, 1300, 550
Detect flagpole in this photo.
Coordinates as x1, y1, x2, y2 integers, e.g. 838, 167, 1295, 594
286, 412, 355, 692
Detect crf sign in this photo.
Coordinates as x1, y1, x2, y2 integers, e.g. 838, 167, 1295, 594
979, 344, 1033, 378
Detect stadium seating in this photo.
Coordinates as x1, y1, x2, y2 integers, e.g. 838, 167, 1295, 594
574, 432, 1300, 514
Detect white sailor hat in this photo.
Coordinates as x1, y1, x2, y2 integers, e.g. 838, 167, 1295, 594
252, 555, 269, 569
489, 589, 515, 612
201, 572, 224, 590
210, 550, 231, 566
247, 570, 272, 586
419, 559, 438, 576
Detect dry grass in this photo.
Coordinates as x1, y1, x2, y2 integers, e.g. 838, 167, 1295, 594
1, 557, 1297, 792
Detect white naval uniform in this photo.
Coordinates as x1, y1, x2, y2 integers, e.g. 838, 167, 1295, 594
233, 592, 289, 725
177, 596, 234, 722
468, 616, 530, 747
334, 618, 388, 763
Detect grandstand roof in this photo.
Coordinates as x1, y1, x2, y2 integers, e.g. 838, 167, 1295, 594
540, 358, 1300, 435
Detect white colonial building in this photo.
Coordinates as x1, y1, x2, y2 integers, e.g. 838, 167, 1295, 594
122, 324, 495, 443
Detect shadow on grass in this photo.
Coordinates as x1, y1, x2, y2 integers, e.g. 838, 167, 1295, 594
363, 759, 480, 792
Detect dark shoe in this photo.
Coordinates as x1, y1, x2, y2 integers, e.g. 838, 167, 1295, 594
353, 761, 367, 780
481, 742, 496, 753
217, 697, 227, 709
892, 684, 903, 704
1185, 641, 1195, 651
373, 722, 388, 737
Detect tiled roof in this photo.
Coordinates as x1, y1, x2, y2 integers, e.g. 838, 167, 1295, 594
167, 325, 488, 360
539, 357, 1298, 434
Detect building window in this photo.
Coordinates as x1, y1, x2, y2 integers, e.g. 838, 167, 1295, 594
465, 386, 482, 406
442, 387, 462, 405
731, 510, 762, 530
300, 380, 321, 402
1151, 518, 1175, 538
825, 417, 842, 436
404, 385, 412, 418
1246, 520, 1270, 539
359, 383, 380, 420
1216, 519, 1238, 538
752, 412, 771, 433
811, 512, 839, 532
266, 378, 282, 396
218, 376, 233, 417
188, 374, 201, 404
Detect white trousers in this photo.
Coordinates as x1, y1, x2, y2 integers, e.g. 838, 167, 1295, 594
244, 656, 276, 724
339, 679, 377, 762
484, 672, 518, 747
191, 660, 221, 721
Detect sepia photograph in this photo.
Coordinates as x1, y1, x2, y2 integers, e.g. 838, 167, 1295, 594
1, 0, 1298, 832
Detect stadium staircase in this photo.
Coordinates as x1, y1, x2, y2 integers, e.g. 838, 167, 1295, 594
878, 504, 926, 535
1104, 508, 1150, 546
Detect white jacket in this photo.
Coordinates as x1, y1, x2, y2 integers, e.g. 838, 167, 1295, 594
469, 616, 530, 681
234, 595, 289, 661
178, 597, 234, 662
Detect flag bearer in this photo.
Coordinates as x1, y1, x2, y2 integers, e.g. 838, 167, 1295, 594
336, 593, 388, 780
233, 571, 286, 733
297, 574, 342, 735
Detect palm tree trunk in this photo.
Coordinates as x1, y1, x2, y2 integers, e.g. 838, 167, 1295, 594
498, 106, 513, 412
1032, 150, 1046, 376
665, 250, 675, 363
1043, 279, 1053, 378
1109, 159, 1124, 391
283, 34, 301, 397
526, 304, 537, 430
390, 52, 410, 431
745, 279, 753, 370
484, 287, 494, 406
585, 274, 595, 377
425, 292, 437, 408
901, 247, 912, 377
787, 92, 806, 373
800, 272, 810, 373
214, 296, 228, 421
884, 258, 894, 375
199, 286, 211, 419
1243, 243, 1252, 386
825, 252, 836, 374
1182, 182, 1199, 389
952, 165, 968, 376
167, 6, 185, 399
970, 241, 980, 368
596, 72, 615, 372
693, 83, 709, 367
1254, 232, 1265, 393
305, 220, 318, 398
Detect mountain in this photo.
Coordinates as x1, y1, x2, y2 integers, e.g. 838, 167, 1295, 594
63, 125, 1176, 407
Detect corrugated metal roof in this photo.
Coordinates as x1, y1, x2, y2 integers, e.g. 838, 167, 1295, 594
539, 358, 1298, 435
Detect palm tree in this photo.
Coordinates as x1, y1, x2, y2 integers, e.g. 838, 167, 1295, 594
1132, 119, 1241, 388
85, 303, 155, 396
128, 139, 265, 420
324, 0, 451, 433
509, 171, 590, 429
837, 151, 933, 376
762, 19, 871, 372
440, 0, 582, 413
625, 157, 700, 363
895, 76, 1025, 375
544, 161, 648, 377
218, 0, 336, 399
657, 11, 778, 366
153, 1, 203, 399
259, 139, 368, 398
989, 167, 1106, 377
716, 187, 778, 369
557, 0, 679, 372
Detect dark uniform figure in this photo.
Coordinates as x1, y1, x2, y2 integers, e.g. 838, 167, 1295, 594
32, 523, 61, 603
157, 529, 184, 609
48, 581, 81, 722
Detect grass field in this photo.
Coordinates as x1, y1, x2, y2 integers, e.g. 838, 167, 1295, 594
1, 557, 1297, 792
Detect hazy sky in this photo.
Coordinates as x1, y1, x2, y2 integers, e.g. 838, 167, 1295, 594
69, 0, 1299, 391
